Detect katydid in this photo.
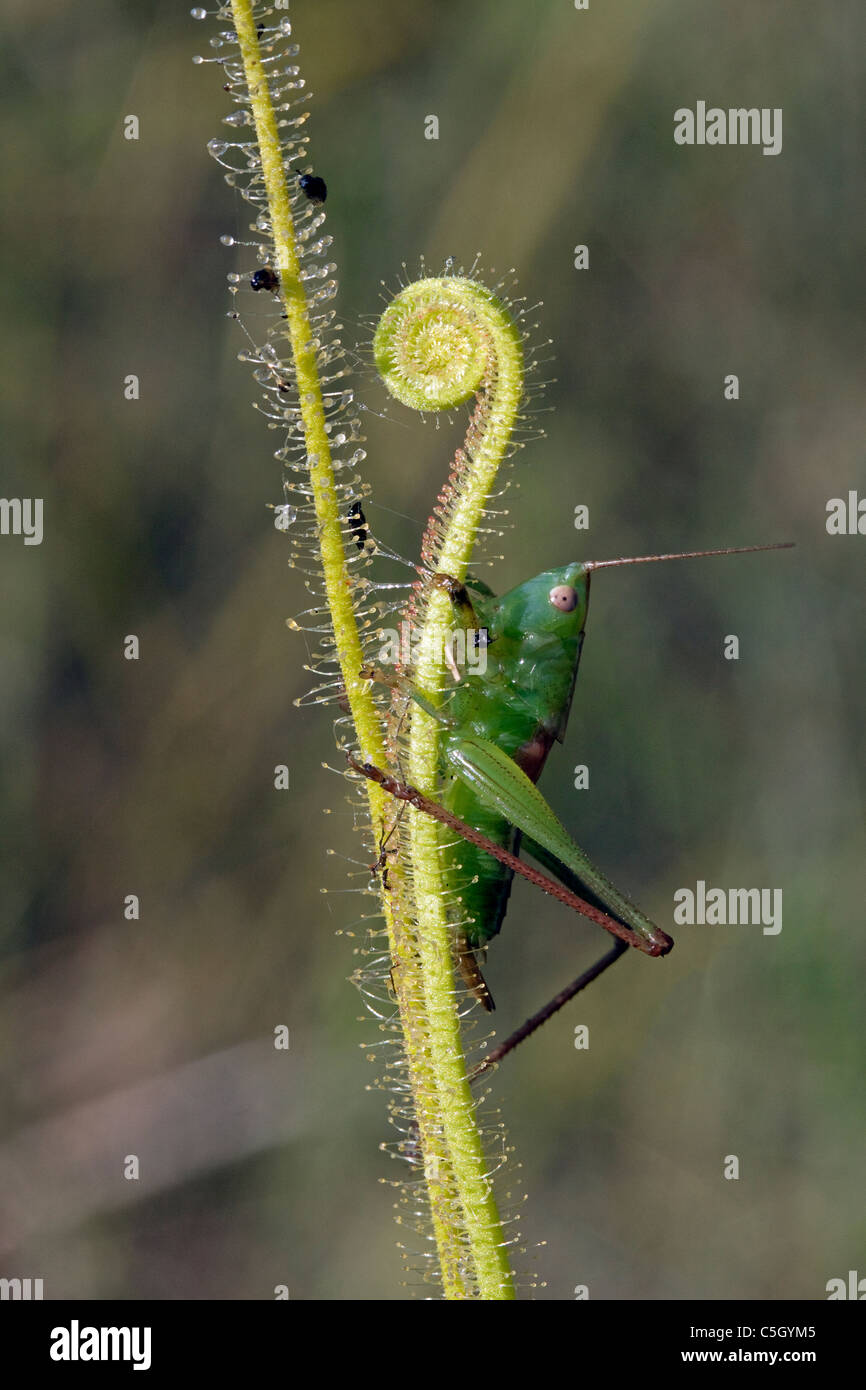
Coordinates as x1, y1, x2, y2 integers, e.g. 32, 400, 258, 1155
356, 541, 793, 1042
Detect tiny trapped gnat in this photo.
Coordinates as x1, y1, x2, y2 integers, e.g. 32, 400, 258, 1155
347, 501, 375, 556
250, 266, 280, 293
294, 168, 327, 204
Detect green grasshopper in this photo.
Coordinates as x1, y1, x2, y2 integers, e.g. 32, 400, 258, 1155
355, 541, 792, 1061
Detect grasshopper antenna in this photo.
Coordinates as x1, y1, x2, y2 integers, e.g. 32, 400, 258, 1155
585, 541, 794, 572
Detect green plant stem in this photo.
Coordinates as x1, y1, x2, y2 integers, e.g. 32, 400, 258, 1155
228, 0, 514, 1299
403, 288, 524, 1298
375, 275, 525, 1295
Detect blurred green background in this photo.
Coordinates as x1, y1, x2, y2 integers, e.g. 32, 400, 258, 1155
0, 0, 863, 1299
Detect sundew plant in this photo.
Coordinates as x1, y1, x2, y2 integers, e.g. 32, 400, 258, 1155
193, 1, 566, 1299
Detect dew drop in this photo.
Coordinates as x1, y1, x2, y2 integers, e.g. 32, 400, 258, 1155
190, 6, 207, 18
207, 138, 228, 157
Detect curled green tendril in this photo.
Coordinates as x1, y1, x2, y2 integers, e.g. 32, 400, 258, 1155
374, 278, 513, 411
375, 270, 525, 1299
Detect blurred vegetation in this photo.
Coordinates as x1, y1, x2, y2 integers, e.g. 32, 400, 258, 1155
0, 0, 863, 1298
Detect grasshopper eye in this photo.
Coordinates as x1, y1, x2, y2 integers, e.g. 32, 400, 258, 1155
549, 585, 579, 612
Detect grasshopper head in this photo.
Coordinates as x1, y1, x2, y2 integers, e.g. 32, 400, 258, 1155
489, 564, 592, 644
